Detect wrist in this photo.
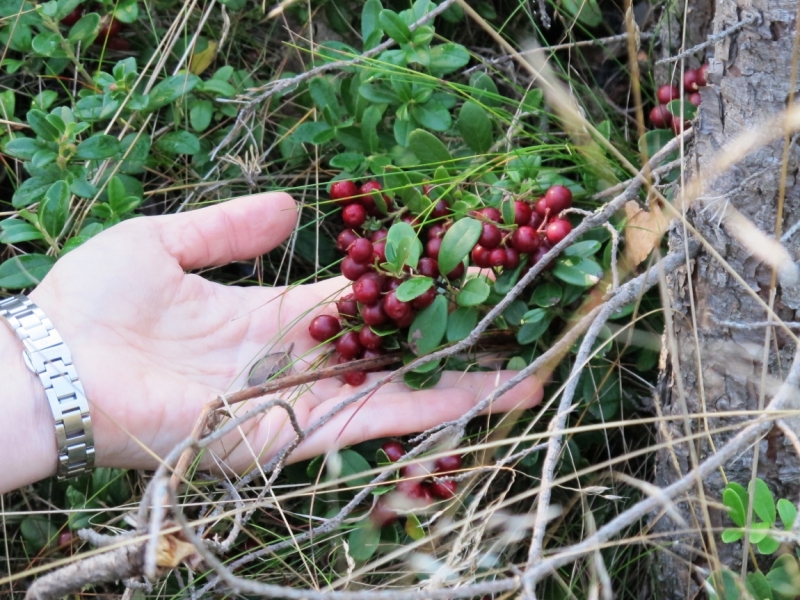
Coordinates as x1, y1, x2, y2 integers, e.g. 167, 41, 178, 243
0, 318, 58, 493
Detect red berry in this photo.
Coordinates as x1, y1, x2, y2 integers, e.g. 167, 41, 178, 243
417, 257, 439, 278
471, 244, 491, 268
335, 331, 362, 360
384, 277, 403, 292
383, 291, 411, 322
405, 482, 434, 504
371, 499, 398, 527
513, 201, 532, 226
353, 274, 382, 305
342, 204, 366, 228
412, 287, 436, 309
309, 315, 341, 342
649, 105, 673, 129
359, 181, 390, 213
656, 84, 680, 105
394, 309, 416, 328
697, 63, 709, 87
401, 214, 419, 227
382, 441, 405, 462
96, 16, 122, 43
431, 480, 458, 500
545, 218, 572, 245
488, 248, 506, 268
341, 256, 371, 281
545, 185, 573, 214
363, 348, 385, 367
106, 36, 129, 51
428, 224, 445, 240
423, 184, 433, 196
435, 454, 463, 472
511, 226, 540, 254
530, 245, 554, 270
359, 180, 383, 198
671, 118, 690, 136
373, 241, 387, 263
432, 199, 450, 219
337, 294, 358, 319
348, 237, 374, 264
528, 212, 544, 230
683, 69, 699, 93
505, 247, 520, 269
476, 207, 501, 222
344, 370, 367, 386
426, 237, 442, 259
61, 5, 84, 26
58, 531, 75, 547
331, 180, 358, 204
446, 262, 465, 280
688, 92, 702, 107
336, 229, 358, 252
359, 326, 382, 350
361, 302, 388, 326
479, 223, 502, 249
534, 197, 549, 218
370, 229, 388, 243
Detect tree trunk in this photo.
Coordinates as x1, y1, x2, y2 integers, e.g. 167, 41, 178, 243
652, 0, 800, 597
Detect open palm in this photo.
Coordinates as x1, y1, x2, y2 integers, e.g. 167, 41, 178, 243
30, 192, 541, 474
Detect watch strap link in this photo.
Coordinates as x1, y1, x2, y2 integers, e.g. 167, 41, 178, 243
0, 295, 94, 479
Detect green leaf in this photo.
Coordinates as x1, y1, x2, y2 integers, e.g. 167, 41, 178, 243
396, 277, 434, 302
639, 128, 676, 161
189, 98, 214, 132
410, 100, 450, 131
112, 0, 138, 23
746, 571, 774, 600
361, 104, 383, 154
778, 498, 797, 530
564, 240, 601, 258
553, 256, 603, 287
517, 308, 552, 345
146, 74, 200, 112
408, 294, 446, 355
75, 134, 121, 159
721, 528, 744, 543
385, 221, 421, 271
379, 9, 411, 43
408, 129, 452, 169
156, 131, 200, 154
31, 31, 62, 57
119, 132, 151, 174
359, 82, 399, 104
0, 219, 43, 243
20, 516, 57, 552
503, 299, 527, 326
39, 180, 70, 239
362, 0, 383, 46
750, 522, 769, 544
723, 485, 747, 527
13, 177, 52, 208
752, 479, 777, 525
468, 72, 500, 107
404, 368, 442, 389
666, 99, 697, 120
457, 101, 492, 154
405, 513, 425, 540
560, 0, 603, 26
708, 570, 740, 600
348, 519, 381, 561
67, 12, 99, 42
447, 306, 478, 342
339, 449, 373, 487
493, 262, 523, 295
428, 43, 470, 76
4, 136, 48, 160
767, 555, 800, 596
309, 77, 341, 123
438, 217, 481, 276
0, 254, 56, 289
26, 109, 59, 142
457, 277, 491, 307
531, 282, 562, 307
757, 535, 781, 555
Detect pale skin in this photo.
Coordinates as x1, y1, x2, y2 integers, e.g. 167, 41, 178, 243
0, 192, 542, 494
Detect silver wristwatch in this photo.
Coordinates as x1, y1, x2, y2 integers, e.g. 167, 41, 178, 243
0, 294, 94, 479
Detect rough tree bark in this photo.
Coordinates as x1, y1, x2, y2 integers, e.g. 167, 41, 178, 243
652, 0, 800, 597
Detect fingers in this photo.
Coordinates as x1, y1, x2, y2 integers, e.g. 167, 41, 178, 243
157, 192, 298, 270
288, 370, 542, 462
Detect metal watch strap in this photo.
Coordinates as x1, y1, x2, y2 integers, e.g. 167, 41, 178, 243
0, 294, 94, 479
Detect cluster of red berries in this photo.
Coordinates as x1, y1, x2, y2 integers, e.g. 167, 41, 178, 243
650, 63, 709, 134
308, 181, 576, 385
61, 4, 128, 50
370, 441, 463, 527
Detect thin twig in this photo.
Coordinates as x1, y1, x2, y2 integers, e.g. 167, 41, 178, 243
655, 13, 759, 65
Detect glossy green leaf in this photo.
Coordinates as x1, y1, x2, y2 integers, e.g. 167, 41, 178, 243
468, 72, 500, 107
75, 134, 121, 159
146, 74, 200, 112
721, 528, 744, 543
4, 136, 48, 160
67, 12, 99, 42
746, 571, 773, 600
410, 100, 450, 131
456, 277, 490, 306
39, 180, 69, 239
0, 254, 56, 289
189, 98, 214, 132
757, 535, 781, 555
309, 77, 341, 123
385, 221, 421, 271
156, 131, 200, 155
517, 308, 552, 345
639, 128, 676, 161
339, 449, 373, 487
752, 478, 777, 525
405, 513, 425, 540
361, 104, 383, 154
428, 43, 470, 76
560, 0, 603, 26
778, 498, 797, 530
563, 240, 601, 258
750, 522, 769, 544
20, 516, 57, 552
494, 262, 523, 295
359, 82, 399, 104
553, 256, 603, 287
26, 109, 59, 141
408, 129, 452, 167
379, 9, 411, 44
766, 555, 800, 596
708, 569, 740, 600
446, 306, 477, 342
531, 281, 563, 307
502, 299, 527, 326
723, 487, 747, 527
438, 217, 481, 276
31, 31, 62, 57
408, 294, 446, 355
396, 277, 433, 301
112, 0, 138, 23
666, 99, 697, 120
404, 368, 442, 389
348, 519, 381, 561
0, 219, 43, 244
361, 0, 383, 46
119, 132, 151, 174
457, 101, 492, 154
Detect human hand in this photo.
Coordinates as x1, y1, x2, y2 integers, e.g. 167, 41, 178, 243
22, 192, 541, 479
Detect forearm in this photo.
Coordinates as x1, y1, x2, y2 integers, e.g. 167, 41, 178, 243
0, 321, 58, 494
